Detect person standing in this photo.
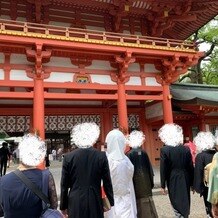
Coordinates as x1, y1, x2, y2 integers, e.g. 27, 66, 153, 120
104, 129, 137, 218
207, 152, 218, 218
57, 147, 63, 162
51, 148, 57, 161
0, 134, 58, 217
159, 123, 194, 218
126, 130, 158, 218
184, 137, 197, 165
0, 142, 10, 176
60, 122, 114, 218
193, 131, 216, 218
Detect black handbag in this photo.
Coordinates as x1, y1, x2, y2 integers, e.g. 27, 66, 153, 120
13, 170, 63, 218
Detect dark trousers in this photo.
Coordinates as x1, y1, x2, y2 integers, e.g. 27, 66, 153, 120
0, 158, 7, 176
202, 187, 213, 217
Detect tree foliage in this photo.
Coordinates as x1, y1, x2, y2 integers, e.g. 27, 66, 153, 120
179, 16, 218, 85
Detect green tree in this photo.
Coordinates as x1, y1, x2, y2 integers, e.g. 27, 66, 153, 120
179, 16, 218, 84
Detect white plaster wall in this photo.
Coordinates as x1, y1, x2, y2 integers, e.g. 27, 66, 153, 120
0, 69, 4, 80
146, 102, 163, 119
128, 63, 140, 72
126, 76, 141, 85
45, 100, 102, 105
86, 60, 114, 70
43, 57, 74, 67
11, 54, 30, 64
144, 64, 160, 73
0, 100, 33, 105
45, 72, 74, 82
206, 112, 218, 116
135, 32, 142, 36
49, 88, 66, 93
15, 87, 28, 92
0, 53, 4, 64
49, 21, 71, 28
123, 30, 130, 34
86, 26, 105, 32
0, 15, 10, 19
127, 102, 140, 106
91, 75, 116, 84
145, 77, 161, 86
0, 87, 9, 91
16, 17, 26, 22
10, 70, 32, 81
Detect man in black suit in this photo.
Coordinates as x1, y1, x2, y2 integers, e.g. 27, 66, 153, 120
60, 122, 114, 218
159, 123, 194, 218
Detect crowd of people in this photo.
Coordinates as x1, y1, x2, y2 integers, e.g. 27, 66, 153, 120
159, 123, 218, 218
0, 122, 217, 218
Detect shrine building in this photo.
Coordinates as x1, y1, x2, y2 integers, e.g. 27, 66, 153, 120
0, 0, 218, 164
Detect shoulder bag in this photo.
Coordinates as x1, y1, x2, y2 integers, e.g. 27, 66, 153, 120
13, 170, 63, 218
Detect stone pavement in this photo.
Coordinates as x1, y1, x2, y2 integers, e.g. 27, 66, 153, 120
6, 161, 207, 218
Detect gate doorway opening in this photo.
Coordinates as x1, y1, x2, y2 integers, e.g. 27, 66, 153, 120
45, 130, 71, 154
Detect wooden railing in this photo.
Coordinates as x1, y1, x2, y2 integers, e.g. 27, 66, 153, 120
0, 19, 196, 51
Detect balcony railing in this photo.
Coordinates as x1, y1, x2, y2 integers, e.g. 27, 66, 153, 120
0, 19, 196, 52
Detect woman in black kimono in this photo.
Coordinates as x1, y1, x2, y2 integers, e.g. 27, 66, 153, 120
126, 130, 158, 218
159, 123, 194, 218
193, 131, 216, 218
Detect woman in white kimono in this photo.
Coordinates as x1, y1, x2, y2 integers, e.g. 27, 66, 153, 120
104, 129, 137, 218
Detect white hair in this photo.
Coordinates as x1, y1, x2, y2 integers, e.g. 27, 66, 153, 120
19, 134, 46, 167
193, 131, 215, 152
158, 123, 183, 147
127, 130, 145, 148
71, 122, 100, 148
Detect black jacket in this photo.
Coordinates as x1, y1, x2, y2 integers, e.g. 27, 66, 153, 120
193, 149, 216, 194
60, 147, 114, 218
160, 145, 194, 217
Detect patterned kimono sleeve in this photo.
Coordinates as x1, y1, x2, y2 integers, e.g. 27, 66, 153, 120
48, 172, 58, 209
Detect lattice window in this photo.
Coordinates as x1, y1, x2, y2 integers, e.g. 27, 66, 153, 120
7, 116, 16, 132
128, 114, 140, 129
45, 116, 49, 130
113, 115, 119, 128
73, 115, 82, 125
0, 115, 30, 133
0, 116, 7, 130
57, 116, 66, 130
112, 114, 140, 130
45, 115, 101, 131
65, 116, 74, 130
48, 116, 58, 130
25, 116, 30, 132
17, 116, 26, 132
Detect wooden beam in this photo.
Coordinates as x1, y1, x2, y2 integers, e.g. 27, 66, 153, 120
0, 92, 33, 99
0, 80, 163, 92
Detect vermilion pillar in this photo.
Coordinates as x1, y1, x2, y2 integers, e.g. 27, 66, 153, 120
26, 44, 51, 139
117, 82, 128, 131
33, 77, 45, 139
162, 83, 173, 123
115, 52, 135, 133
199, 114, 206, 131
